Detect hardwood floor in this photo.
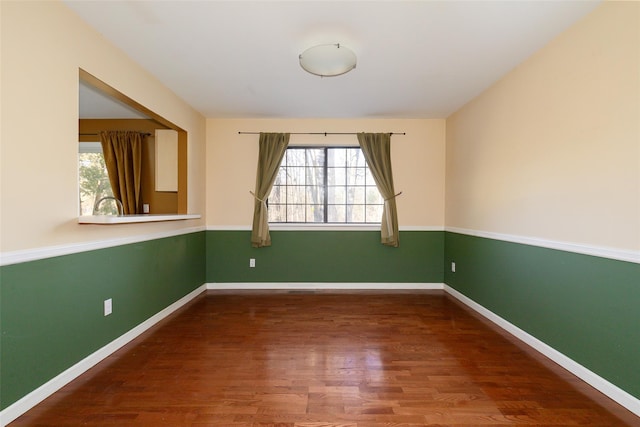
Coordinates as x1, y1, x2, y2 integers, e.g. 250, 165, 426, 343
11, 290, 640, 426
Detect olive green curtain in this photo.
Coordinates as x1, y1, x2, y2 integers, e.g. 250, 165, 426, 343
251, 132, 290, 247
99, 130, 144, 215
357, 133, 400, 247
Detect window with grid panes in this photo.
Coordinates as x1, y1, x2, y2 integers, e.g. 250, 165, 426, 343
268, 147, 383, 223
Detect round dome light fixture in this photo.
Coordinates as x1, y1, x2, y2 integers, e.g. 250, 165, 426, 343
299, 43, 357, 77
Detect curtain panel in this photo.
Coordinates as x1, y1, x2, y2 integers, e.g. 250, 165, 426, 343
99, 130, 144, 215
251, 132, 290, 247
357, 133, 400, 247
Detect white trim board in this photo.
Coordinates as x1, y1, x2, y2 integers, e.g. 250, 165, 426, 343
206, 225, 444, 232
0, 226, 206, 266
78, 214, 200, 224
444, 285, 640, 418
207, 225, 639, 264
446, 226, 640, 264
6, 226, 634, 267
207, 282, 444, 290
0, 285, 207, 427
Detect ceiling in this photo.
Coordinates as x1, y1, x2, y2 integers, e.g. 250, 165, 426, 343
79, 80, 150, 119
68, 0, 600, 119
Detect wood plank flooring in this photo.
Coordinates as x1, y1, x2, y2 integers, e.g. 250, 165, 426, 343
10, 290, 640, 426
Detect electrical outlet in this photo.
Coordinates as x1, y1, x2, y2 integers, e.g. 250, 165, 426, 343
143, 203, 150, 213
249, 258, 256, 268
104, 298, 112, 316
451, 262, 456, 273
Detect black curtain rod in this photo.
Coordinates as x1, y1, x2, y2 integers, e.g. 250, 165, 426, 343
238, 131, 406, 136
79, 132, 152, 136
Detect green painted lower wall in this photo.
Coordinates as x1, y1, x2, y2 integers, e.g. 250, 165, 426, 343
207, 230, 444, 283
4, 229, 637, 412
0, 231, 206, 410
444, 232, 640, 400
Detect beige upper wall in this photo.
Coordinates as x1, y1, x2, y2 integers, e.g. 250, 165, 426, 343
446, 1, 639, 251
207, 118, 445, 228
5, 1, 635, 252
0, 1, 206, 252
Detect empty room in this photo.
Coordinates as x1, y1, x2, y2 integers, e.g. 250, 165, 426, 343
1, 1, 638, 426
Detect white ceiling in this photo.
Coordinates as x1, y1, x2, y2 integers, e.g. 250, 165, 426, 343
79, 80, 150, 119
68, 0, 600, 119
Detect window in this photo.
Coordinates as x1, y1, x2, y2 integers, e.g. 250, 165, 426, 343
268, 147, 383, 223
78, 142, 116, 215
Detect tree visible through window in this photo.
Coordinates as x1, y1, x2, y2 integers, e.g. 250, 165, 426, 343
78, 142, 116, 215
268, 147, 383, 223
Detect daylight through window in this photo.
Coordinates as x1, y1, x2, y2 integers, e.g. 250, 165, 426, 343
78, 142, 116, 216
268, 147, 383, 223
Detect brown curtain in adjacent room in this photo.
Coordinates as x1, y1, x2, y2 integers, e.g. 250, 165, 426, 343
251, 132, 290, 247
357, 133, 400, 247
99, 130, 144, 215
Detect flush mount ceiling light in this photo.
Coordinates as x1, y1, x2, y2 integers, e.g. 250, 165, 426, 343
299, 43, 357, 77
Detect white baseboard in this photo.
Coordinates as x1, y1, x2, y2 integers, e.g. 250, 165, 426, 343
0, 284, 207, 427
206, 282, 444, 290
444, 285, 640, 418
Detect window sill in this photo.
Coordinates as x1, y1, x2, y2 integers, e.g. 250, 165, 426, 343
79, 214, 201, 224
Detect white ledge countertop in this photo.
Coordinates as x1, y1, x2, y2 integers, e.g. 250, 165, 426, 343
79, 214, 201, 224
